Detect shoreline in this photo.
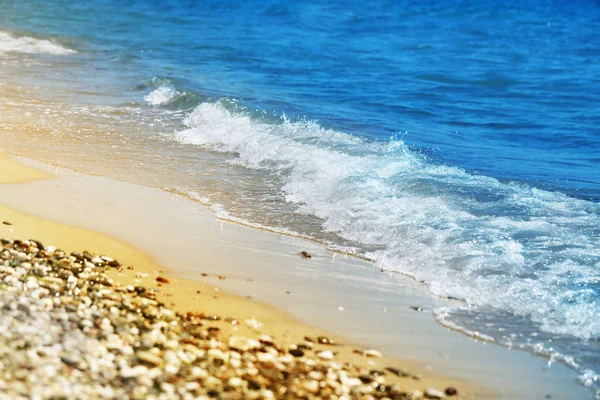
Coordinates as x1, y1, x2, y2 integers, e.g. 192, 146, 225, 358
0, 237, 457, 399
0, 152, 593, 398
0, 153, 482, 398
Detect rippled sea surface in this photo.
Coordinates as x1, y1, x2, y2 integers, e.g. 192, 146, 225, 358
1, 0, 599, 391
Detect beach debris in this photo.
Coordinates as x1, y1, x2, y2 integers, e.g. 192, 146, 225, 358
101, 255, 120, 267
156, 276, 170, 284
411, 305, 424, 312
136, 351, 163, 366
299, 251, 312, 259
425, 388, 446, 399
317, 335, 335, 345
244, 317, 263, 330
445, 386, 458, 396
2, 221, 12, 225
297, 342, 313, 350
316, 350, 335, 360
385, 366, 411, 377
355, 349, 383, 358
289, 349, 304, 357
0, 237, 458, 399
259, 334, 274, 346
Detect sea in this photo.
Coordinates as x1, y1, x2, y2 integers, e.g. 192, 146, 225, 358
1, 0, 599, 392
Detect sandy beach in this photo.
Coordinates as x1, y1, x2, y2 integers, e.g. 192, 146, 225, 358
0, 150, 592, 399
0, 146, 595, 399
2, 1, 599, 397
0, 153, 488, 398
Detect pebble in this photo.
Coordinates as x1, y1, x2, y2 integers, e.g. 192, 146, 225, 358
136, 351, 163, 366
385, 366, 410, 377
0, 238, 458, 399
301, 379, 319, 394
316, 350, 335, 360
317, 335, 335, 345
244, 317, 263, 330
363, 349, 383, 358
228, 336, 260, 352
289, 349, 304, 357
445, 387, 458, 396
425, 388, 446, 399
299, 251, 312, 259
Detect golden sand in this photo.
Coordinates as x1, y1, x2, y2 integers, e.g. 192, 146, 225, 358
0, 153, 485, 398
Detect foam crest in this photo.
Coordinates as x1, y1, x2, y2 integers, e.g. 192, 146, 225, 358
145, 84, 179, 106
0, 31, 76, 55
176, 100, 600, 342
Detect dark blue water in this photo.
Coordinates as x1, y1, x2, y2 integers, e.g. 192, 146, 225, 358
1, 0, 600, 390
3, 0, 599, 199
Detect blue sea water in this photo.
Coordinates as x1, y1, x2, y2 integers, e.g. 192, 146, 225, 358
1, 0, 600, 390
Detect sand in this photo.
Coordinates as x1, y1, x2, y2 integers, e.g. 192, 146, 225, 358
0, 152, 484, 398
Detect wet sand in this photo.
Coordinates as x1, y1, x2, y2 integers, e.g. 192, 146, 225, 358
0, 153, 484, 398
0, 152, 593, 399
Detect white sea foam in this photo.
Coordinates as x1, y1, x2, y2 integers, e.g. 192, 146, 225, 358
144, 84, 179, 105
0, 31, 76, 55
174, 100, 600, 342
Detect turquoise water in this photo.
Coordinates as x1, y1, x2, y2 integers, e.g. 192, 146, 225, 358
1, 0, 600, 391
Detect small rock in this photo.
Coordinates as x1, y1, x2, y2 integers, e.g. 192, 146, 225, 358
385, 367, 410, 377
412, 390, 424, 399
444, 387, 458, 396
301, 379, 319, 394
244, 317, 263, 330
363, 349, 383, 358
259, 334, 274, 346
425, 388, 445, 399
247, 380, 261, 390
91, 256, 104, 265
60, 355, 84, 370
2, 221, 12, 226
316, 350, 334, 360
289, 349, 304, 357
156, 276, 170, 284
257, 352, 275, 363
227, 377, 243, 388
136, 351, 163, 366
228, 336, 260, 352
299, 251, 312, 259
317, 336, 335, 345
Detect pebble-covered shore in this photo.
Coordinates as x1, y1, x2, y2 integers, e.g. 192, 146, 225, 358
0, 237, 461, 400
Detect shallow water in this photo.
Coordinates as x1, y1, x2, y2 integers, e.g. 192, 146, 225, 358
0, 0, 599, 392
